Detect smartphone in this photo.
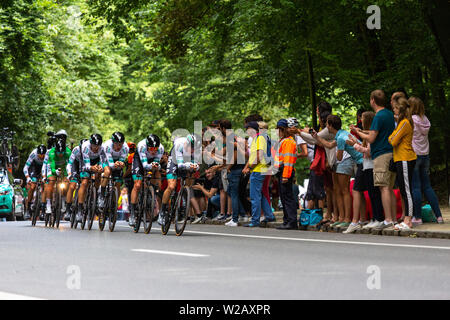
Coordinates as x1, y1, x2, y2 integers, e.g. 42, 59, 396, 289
309, 128, 314, 134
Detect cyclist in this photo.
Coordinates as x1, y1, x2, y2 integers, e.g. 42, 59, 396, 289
123, 141, 137, 202
43, 139, 71, 217
23, 144, 47, 220
159, 133, 201, 224
98, 132, 129, 209
129, 134, 164, 227
75, 134, 104, 222
64, 139, 87, 221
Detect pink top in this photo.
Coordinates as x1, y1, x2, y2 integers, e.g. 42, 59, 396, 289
412, 115, 430, 155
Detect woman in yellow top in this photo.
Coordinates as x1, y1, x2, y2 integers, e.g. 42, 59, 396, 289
388, 97, 417, 230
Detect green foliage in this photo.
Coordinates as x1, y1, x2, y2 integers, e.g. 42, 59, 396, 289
1, 0, 449, 188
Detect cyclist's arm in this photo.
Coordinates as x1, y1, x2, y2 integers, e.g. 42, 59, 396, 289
23, 153, 34, 178
82, 146, 91, 171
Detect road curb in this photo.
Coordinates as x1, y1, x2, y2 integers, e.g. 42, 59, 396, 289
200, 219, 450, 240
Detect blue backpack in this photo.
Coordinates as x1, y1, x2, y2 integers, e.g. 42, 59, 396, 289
299, 209, 323, 226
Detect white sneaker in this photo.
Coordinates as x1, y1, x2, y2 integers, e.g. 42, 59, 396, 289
192, 216, 203, 224
225, 220, 238, 227
343, 223, 361, 234
362, 220, 375, 229
239, 216, 250, 223
370, 220, 386, 229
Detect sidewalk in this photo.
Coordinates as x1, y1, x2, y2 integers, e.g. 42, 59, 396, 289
204, 206, 450, 239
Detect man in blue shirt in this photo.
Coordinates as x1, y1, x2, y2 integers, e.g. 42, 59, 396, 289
353, 89, 396, 230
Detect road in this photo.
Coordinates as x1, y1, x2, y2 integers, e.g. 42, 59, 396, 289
1, 220, 450, 300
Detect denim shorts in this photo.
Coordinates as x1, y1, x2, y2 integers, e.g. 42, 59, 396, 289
335, 157, 355, 176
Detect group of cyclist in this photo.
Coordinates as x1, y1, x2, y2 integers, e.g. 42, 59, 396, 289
23, 129, 202, 230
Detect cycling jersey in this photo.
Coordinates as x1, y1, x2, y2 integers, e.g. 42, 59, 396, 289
81, 140, 103, 172
48, 147, 71, 177
67, 146, 83, 180
41, 150, 50, 179
101, 139, 129, 168
166, 137, 200, 179
131, 139, 164, 180
137, 139, 164, 170
23, 149, 45, 180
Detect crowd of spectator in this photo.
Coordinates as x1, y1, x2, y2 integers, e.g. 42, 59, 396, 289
113, 89, 443, 232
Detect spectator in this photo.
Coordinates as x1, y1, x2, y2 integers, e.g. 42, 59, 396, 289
274, 119, 298, 229
314, 115, 363, 230
299, 110, 338, 224
242, 121, 275, 227
350, 108, 364, 140
356, 89, 396, 230
237, 114, 263, 218
389, 97, 417, 230
409, 96, 443, 224
118, 188, 130, 221
349, 111, 384, 229
192, 169, 220, 219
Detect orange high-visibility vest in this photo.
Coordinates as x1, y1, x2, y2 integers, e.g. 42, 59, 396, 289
275, 136, 297, 179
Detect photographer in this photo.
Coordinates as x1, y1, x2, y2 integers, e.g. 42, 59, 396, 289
191, 168, 220, 221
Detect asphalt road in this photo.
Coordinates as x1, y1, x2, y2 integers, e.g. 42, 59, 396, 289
1, 220, 450, 300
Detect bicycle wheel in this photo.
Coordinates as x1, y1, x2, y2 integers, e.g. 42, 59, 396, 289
108, 187, 118, 232
143, 185, 155, 234
174, 186, 191, 236
31, 186, 41, 227
71, 189, 78, 229
133, 190, 142, 233
161, 191, 176, 235
87, 184, 97, 231
55, 189, 62, 229
98, 190, 106, 232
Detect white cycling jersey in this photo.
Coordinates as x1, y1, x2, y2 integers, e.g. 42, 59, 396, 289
102, 139, 129, 167
23, 148, 44, 177
66, 146, 82, 176
137, 139, 164, 170
81, 140, 104, 171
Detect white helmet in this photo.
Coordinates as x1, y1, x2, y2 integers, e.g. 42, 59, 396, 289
286, 117, 299, 128
56, 129, 68, 137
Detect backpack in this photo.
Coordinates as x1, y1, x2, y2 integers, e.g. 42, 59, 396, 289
299, 208, 323, 227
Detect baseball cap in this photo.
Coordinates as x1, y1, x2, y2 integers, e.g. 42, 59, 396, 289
276, 119, 289, 128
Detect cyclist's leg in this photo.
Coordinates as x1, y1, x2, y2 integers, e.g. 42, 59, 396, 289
44, 175, 56, 214
129, 153, 144, 226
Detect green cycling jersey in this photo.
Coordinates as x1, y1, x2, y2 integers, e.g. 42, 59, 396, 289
48, 147, 71, 177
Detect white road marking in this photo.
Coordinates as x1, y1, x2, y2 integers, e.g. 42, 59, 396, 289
131, 249, 209, 257
35, 222, 450, 251
181, 230, 450, 250
0, 291, 44, 300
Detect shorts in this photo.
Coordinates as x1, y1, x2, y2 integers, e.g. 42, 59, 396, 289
28, 162, 43, 182
352, 164, 366, 192
80, 157, 100, 179
132, 152, 159, 181
335, 157, 355, 176
69, 159, 80, 183
373, 152, 396, 187
305, 170, 325, 201
166, 156, 178, 180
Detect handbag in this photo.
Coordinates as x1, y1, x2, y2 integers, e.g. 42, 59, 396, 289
310, 146, 326, 176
